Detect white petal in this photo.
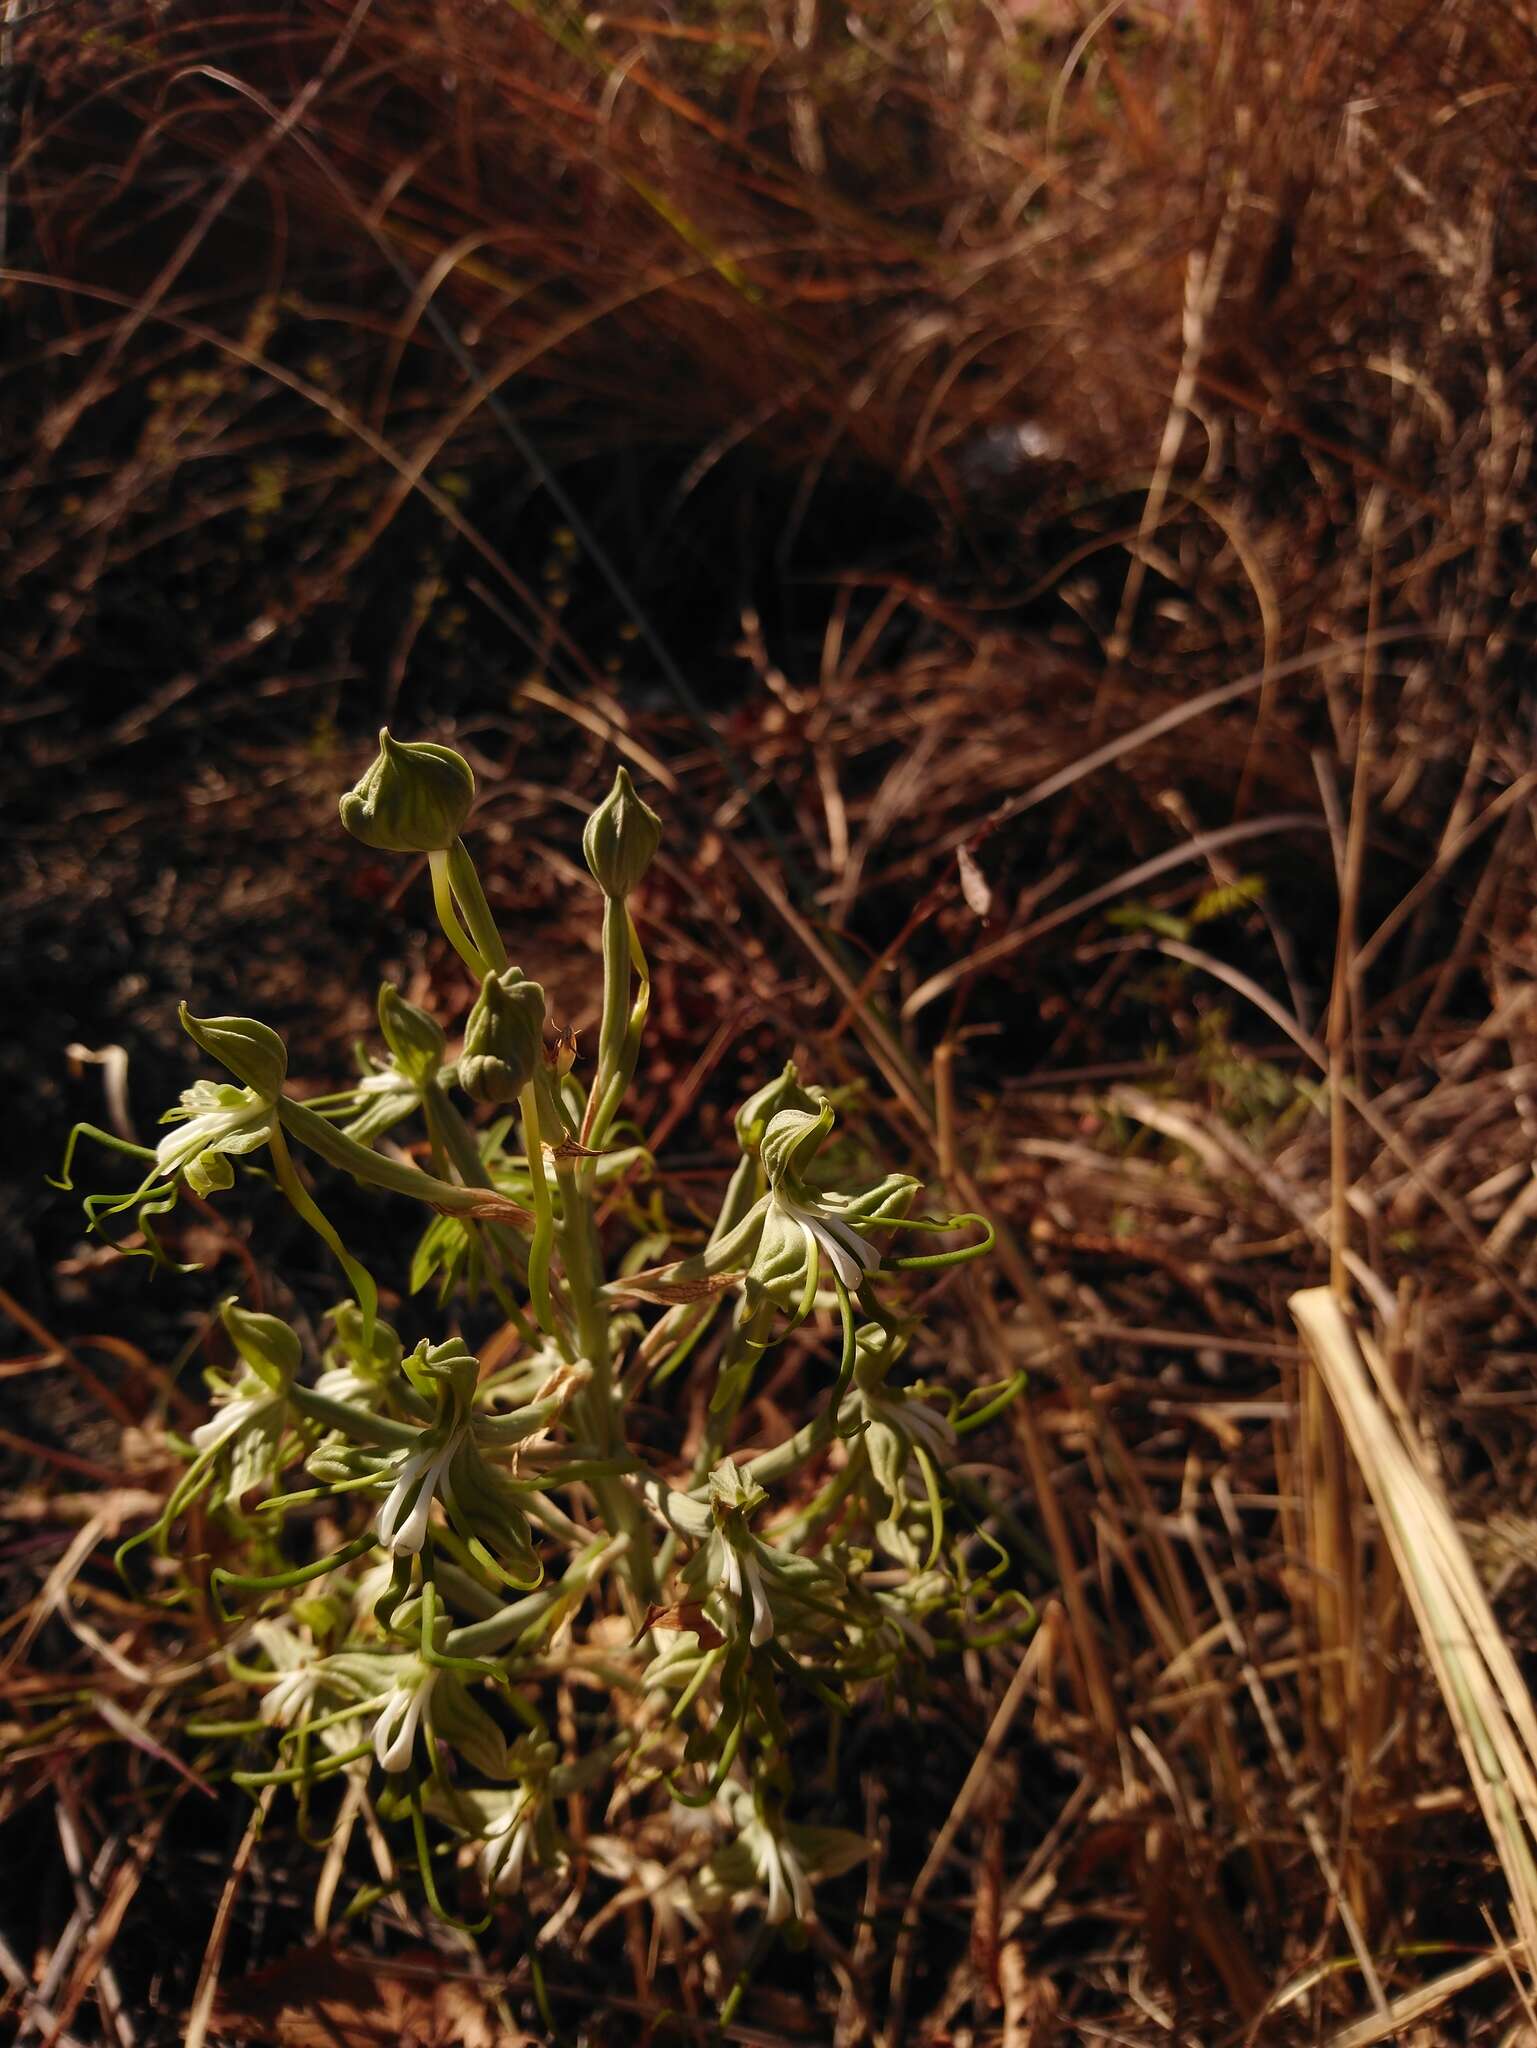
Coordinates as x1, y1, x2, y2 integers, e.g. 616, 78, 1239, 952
373, 1676, 433, 1771
743, 1550, 775, 1646
260, 1667, 315, 1727
190, 1394, 264, 1451
485, 1813, 532, 1894
355, 1071, 406, 1097
902, 1401, 956, 1457
801, 1214, 865, 1292
377, 1439, 456, 1553
783, 1841, 813, 1921
720, 1544, 743, 1601
314, 1366, 367, 1405
814, 1209, 882, 1278
763, 1843, 790, 1924
154, 1114, 227, 1176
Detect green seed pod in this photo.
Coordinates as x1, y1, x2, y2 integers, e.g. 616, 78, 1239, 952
219, 1298, 301, 1391
338, 728, 474, 854
759, 1100, 835, 1191
733, 1061, 822, 1156
459, 967, 546, 1105
582, 764, 662, 897
377, 982, 446, 1086
180, 1006, 288, 1099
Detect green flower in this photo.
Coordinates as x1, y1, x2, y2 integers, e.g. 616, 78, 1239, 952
369, 1340, 583, 1587
703, 1781, 869, 1926
190, 1302, 300, 1498
314, 1301, 404, 1409
154, 1079, 274, 1196
745, 1104, 917, 1319
841, 1322, 955, 1513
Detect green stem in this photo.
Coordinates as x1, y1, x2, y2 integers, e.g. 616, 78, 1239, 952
446, 1536, 619, 1658
421, 1081, 539, 1347
539, 1068, 658, 1608
518, 1083, 565, 1355
583, 899, 650, 1162
446, 837, 509, 974
287, 1383, 421, 1450
595, 895, 629, 1083
267, 1122, 379, 1340
427, 847, 488, 980
278, 1097, 528, 1220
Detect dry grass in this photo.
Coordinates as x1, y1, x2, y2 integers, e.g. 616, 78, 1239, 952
5, 0, 1537, 2040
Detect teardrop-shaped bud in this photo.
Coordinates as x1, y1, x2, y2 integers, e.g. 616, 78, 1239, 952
459, 968, 546, 1104
220, 1298, 301, 1391
582, 764, 662, 897
338, 728, 474, 853
180, 1006, 288, 1099
377, 982, 447, 1085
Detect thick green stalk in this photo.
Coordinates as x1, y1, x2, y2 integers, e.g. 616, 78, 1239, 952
446, 1534, 623, 1658
421, 1079, 539, 1347
278, 1097, 525, 1218
446, 837, 509, 975
267, 1121, 378, 1335
582, 897, 649, 1162
288, 1384, 420, 1450
518, 1083, 565, 1356
535, 1068, 656, 1604
427, 846, 488, 979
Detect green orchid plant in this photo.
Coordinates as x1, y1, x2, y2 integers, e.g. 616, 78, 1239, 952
57, 731, 1026, 1943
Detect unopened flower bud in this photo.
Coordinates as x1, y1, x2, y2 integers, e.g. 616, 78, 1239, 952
734, 1061, 821, 1155
582, 765, 661, 897
551, 1023, 578, 1077
180, 1006, 288, 1099
459, 968, 546, 1104
339, 728, 474, 854
377, 983, 446, 1085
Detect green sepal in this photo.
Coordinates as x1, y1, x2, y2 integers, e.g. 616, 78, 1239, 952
429, 1674, 511, 1779
377, 983, 447, 1085
733, 1062, 822, 1157
759, 1100, 835, 1190
179, 1007, 289, 1099
220, 1298, 301, 1393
